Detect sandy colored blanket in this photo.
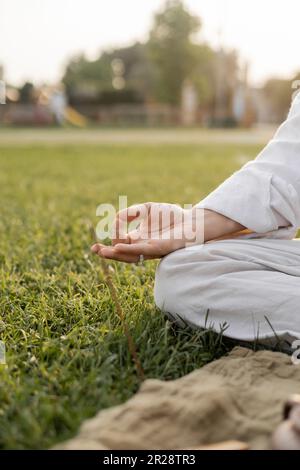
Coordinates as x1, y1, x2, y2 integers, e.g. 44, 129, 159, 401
56, 347, 300, 450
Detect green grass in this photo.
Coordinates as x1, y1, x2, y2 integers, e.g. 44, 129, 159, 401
0, 142, 261, 449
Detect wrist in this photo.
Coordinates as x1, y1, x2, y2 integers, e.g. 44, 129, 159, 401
204, 209, 244, 241
192, 207, 244, 242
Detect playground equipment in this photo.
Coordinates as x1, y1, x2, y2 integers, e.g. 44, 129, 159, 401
64, 106, 87, 128
49, 86, 88, 128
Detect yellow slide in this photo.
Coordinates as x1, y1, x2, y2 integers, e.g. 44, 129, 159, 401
64, 106, 87, 127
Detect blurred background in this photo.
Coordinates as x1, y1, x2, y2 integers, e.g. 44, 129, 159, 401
1, 0, 300, 129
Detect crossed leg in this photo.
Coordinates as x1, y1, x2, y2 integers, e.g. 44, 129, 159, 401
154, 238, 300, 342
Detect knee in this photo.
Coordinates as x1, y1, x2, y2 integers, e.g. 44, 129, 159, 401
154, 250, 180, 312
154, 249, 189, 326
154, 244, 214, 314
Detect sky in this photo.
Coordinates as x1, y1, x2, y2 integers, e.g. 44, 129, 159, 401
1, 0, 300, 86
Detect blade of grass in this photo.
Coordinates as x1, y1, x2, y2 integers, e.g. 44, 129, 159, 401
90, 225, 145, 381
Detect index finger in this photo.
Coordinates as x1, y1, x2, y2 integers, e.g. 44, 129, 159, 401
112, 203, 149, 245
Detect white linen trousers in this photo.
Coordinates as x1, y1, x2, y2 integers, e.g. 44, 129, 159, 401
155, 94, 300, 343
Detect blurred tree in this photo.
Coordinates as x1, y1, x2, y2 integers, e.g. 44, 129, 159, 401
262, 78, 292, 122
190, 44, 216, 105
102, 43, 158, 101
62, 53, 112, 103
211, 48, 239, 125
148, 0, 201, 105
18, 82, 35, 103
61, 0, 239, 118
63, 44, 156, 104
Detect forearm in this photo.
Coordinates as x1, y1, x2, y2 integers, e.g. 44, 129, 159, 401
204, 209, 245, 241
196, 208, 245, 243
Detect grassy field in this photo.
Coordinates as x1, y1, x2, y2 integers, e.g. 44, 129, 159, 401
0, 139, 261, 449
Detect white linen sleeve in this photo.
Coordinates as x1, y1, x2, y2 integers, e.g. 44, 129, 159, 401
197, 94, 300, 239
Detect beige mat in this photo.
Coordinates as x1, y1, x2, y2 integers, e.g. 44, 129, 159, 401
56, 347, 300, 450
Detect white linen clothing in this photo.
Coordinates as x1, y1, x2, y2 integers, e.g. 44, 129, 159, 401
155, 96, 300, 342
155, 239, 300, 342
197, 93, 300, 240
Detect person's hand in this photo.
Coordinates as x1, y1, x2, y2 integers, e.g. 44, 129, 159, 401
91, 202, 244, 264
91, 202, 201, 263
